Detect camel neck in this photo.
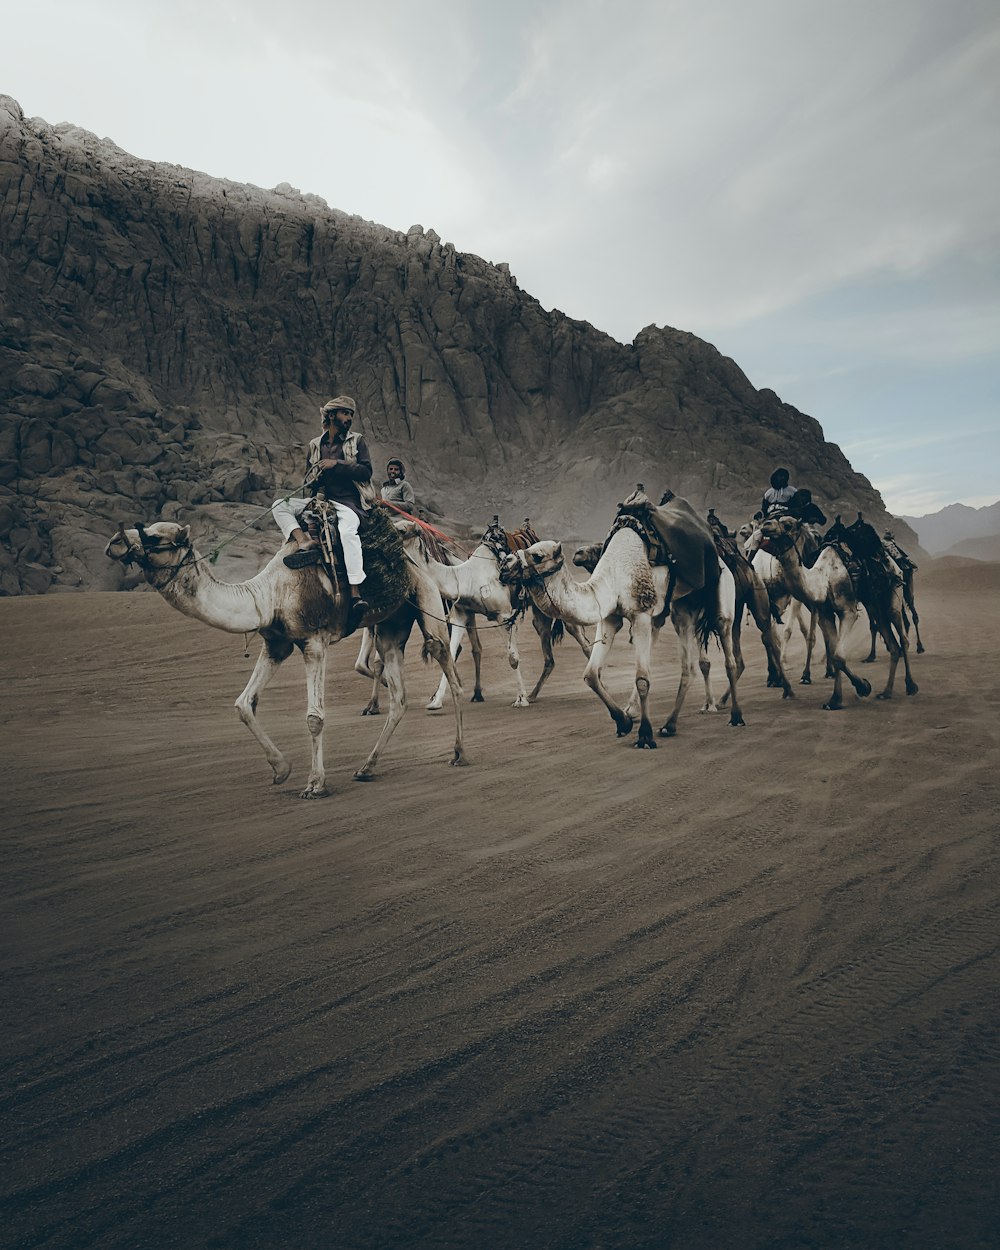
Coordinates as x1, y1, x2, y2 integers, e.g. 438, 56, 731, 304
156, 553, 273, 634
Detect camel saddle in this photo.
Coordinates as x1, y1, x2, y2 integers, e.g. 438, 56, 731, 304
822, 516, 901, 619
707, 509, 759, 605
481, 517, 540, 610
300, 499, 409, 617
610, 489, 718, 593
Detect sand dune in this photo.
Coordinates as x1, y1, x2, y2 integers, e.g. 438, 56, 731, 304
2, 573, 999, 1249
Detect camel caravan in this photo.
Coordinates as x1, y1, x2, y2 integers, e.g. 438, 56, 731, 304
105, 459, 922, 794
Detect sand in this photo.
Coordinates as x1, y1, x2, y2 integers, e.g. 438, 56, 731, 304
2, 560, 999, 1249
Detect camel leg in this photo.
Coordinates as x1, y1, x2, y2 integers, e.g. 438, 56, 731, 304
659, 614, 698, 737
583, 617, 633, 737
566, 622, 594, 657
354, 629, 408, 780
467, 615, 485, 702
506, 619, 531, 708
820, 607, 872, 710
427, 612, 469, 710
876, 607, 918, 699
630, 613, 656, 748
863, 618, 878, 663
699, 654, 718, 714
299, 636, 330, 798
802, 606, 822, 683
528, 613, 556, 703
717, 618, 746, 727
234, 639, 293, 786
761, 621, 794, 698
412, 585, 466, 764
355, 628, 384, 716
907, 586, 925, 653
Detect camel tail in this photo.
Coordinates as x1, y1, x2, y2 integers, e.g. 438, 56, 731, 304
693, 551, 723, 651
550, 618, 564, 645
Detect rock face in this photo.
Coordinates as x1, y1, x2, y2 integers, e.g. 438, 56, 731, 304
0, 95, 917, 593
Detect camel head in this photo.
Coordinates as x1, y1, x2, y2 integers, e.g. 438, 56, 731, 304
105, 521, 193, 579
572, 543, 602, 574
499, 540, 564, 586
757, 514, 800, 555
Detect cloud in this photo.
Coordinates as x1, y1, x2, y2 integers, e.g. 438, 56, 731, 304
3, 0, 997, 510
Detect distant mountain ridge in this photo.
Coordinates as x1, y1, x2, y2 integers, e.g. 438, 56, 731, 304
900, 500, 1000, 555
1, 95, 916, 593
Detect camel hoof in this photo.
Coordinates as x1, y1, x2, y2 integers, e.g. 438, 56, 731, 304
821, 701, 841, 711
299, 785, 329, 799
876, 691, 891, 701
800, 675, 812, 685
614, 715, 634, 737
361, 706, 381, 716
862, 656, 876, 664
635, 737, 657, 749
658, 723, 677, 737
272, 761, 292, 785
425, 704, 443, 713
857, 679, 872, 698
906, 681, 919, 696
730, 715, 746, 727
916, 644, 925, 654
450, 754, 468, 767
511, 697, 530, 708
353, 770, 376, 782
471, 692, 485, 703
782, 688, 795, 699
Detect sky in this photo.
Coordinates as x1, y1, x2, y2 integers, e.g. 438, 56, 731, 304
3, 0, 998, 516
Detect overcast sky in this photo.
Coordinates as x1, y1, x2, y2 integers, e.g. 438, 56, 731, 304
5, 0, 998, 515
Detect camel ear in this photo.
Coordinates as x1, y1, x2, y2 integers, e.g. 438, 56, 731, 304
177, 525, 191, 547
553, 542, 562, 560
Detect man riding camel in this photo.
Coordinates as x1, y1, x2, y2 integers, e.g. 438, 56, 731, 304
271, 396, 375, 632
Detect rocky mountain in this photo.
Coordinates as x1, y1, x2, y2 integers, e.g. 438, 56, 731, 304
900, 500, 1000, 556
0, 95, 917, 594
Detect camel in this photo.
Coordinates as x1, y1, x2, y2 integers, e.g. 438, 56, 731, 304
504, 525, 744, 748
105, 520, 466, 796
864, 535, 924, 661
573, 539, 793, 710
356, 525, 592, 714
741, 518, 822, 684
756, 514, 918, 708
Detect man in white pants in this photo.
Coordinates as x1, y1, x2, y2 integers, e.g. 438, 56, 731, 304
272, 396, 375, 633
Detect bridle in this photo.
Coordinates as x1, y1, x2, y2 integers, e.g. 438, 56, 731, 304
112, 523, 196, 589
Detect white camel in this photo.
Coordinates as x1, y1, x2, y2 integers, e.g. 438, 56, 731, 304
756, 514, 918, 708
105, 520, 466, 796
358, 526, 592, 714
574, 538, 794, 711
740, 519, 822, 685
503, 526, 744, 748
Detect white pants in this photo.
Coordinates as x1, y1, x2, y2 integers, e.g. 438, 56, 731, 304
272, 495, 366, 586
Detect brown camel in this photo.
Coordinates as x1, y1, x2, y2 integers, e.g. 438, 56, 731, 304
105, 520, 466, 795
757, 514, 917, 707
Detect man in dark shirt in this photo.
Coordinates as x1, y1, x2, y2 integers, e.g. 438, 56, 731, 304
272, 396, 374, 629
786, 488, 827, 527
762, 468, 797, 517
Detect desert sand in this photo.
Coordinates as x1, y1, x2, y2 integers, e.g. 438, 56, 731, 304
2, 559, 999, 1250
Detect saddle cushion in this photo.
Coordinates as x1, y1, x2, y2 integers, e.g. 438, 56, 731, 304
644, 496, 718, 592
